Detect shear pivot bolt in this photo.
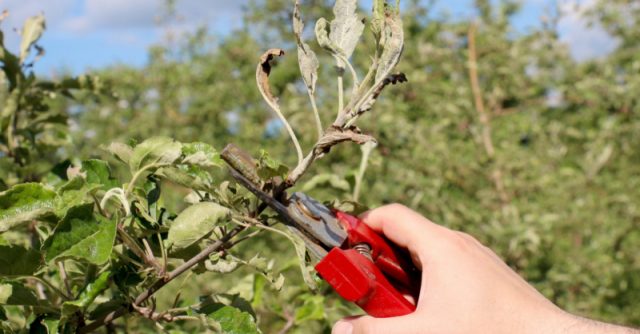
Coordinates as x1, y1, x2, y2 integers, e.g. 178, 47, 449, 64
353, 243, 373, 262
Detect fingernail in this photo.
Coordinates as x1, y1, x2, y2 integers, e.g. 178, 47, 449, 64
332, 320, 353, 334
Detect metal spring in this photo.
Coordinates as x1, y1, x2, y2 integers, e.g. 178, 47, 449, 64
353, 243, 373, 262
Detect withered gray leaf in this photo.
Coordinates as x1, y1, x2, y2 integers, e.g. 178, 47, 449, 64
375, 7, 404, 82
256, 48, 285, 107
329, 0, 364, 67
315, 126, 376, 153
293, 1, 319, 93
315, 18, 340, 55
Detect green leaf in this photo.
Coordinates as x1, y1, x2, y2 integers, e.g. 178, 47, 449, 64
19, 14, 46, 64
157, 166, 213, 191
0, 183, 56, 233
129, 136, 182, 172
0, 281, 39, 305
207, 305, 259, 334
43, 204, 116, 265
294, 295, 326, 323
0, 245, 41, 276
167, 202, 230, 251
104, 142, 133, 165
62, 271, 110, 316
81, 159, 118, 189
256, 150, 288, 180
182, 142, 223, 168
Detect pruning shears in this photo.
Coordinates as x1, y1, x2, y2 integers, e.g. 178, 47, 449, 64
222, 144, 420, 317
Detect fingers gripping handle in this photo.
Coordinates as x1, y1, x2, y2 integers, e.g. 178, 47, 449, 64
315, 248, 416, 317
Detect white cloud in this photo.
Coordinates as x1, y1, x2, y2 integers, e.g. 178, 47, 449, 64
558, 0, 619, 61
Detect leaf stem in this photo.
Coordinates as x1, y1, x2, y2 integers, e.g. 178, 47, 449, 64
308, 89, 323, 139
256, 70, 304, 165
27, 275, 72, 300
353, 142, 376, 201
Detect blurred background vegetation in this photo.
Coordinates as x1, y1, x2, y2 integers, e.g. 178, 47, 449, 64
1, 0, 639, 332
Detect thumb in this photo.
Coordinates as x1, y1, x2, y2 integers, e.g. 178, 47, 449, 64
332, 315, 420, 334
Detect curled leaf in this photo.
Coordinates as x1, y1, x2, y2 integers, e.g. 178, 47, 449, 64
315, 18, 340, 54
19, 14, 46, 64
256, 48, 285, 108
315, 126, 377, 154
329, 0, 365, 66
293, 1, 320, 93
375, 5, 404, 82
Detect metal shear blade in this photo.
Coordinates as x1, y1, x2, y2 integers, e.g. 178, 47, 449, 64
228, 168, 347, 260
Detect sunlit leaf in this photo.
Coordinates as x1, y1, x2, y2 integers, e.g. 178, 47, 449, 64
207, 305, 260, 334
0, 183, 56, 233
43, 204, 116, 264
167, 202, 231, 251
293, 1, 320, 93
182, 142, 223, 168
129, 136, 182, 172
329, 0, 364, 66
19, 14, 45, 64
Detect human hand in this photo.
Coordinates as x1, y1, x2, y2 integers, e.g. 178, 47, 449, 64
332, 204, 638, 334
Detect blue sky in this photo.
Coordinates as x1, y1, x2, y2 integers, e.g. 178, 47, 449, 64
0, 0, 618, 76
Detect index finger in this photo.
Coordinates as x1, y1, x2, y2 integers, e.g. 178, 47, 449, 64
359, 204, 450, 259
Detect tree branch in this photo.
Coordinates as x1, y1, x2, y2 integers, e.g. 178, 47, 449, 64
467, 23, 509, 205
77, 224, 247, 333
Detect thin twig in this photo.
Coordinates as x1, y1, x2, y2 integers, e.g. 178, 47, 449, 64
77, 224, 248, 333
467, 23, 509, 205
277, 309, 296, 334
308, 90, 323, 139
57, 261, 73, 297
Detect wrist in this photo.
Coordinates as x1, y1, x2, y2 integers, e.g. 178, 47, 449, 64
554, 312, 639, 334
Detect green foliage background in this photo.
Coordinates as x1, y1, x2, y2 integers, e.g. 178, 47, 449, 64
1, 0, 639, 332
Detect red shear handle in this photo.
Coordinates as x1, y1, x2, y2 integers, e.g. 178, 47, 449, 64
315, 248, 416, 317
334, 211, 421, 291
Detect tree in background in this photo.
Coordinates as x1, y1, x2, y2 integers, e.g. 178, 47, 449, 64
1, 0, 638, 332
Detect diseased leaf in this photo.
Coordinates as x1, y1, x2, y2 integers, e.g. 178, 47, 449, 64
0, 183, 56, 233
329, 0, 365, 66
314, 18, 340, 55
0, 245, 41, 276
282, 228, 318, 291
167, 202, 231, 251
19, 14, 45, 64
207, 305, 259, 334
315, 126, 377, 153
205, 254, 240, 274
0, 281, 39, 305
182, 142, 223, 168
104, 142, 133, 164
256, 48, 285, 108
375, 4, 404, 82
43, 204, 117, 264
293, 1, 320, 93
129, 136, 182, 172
